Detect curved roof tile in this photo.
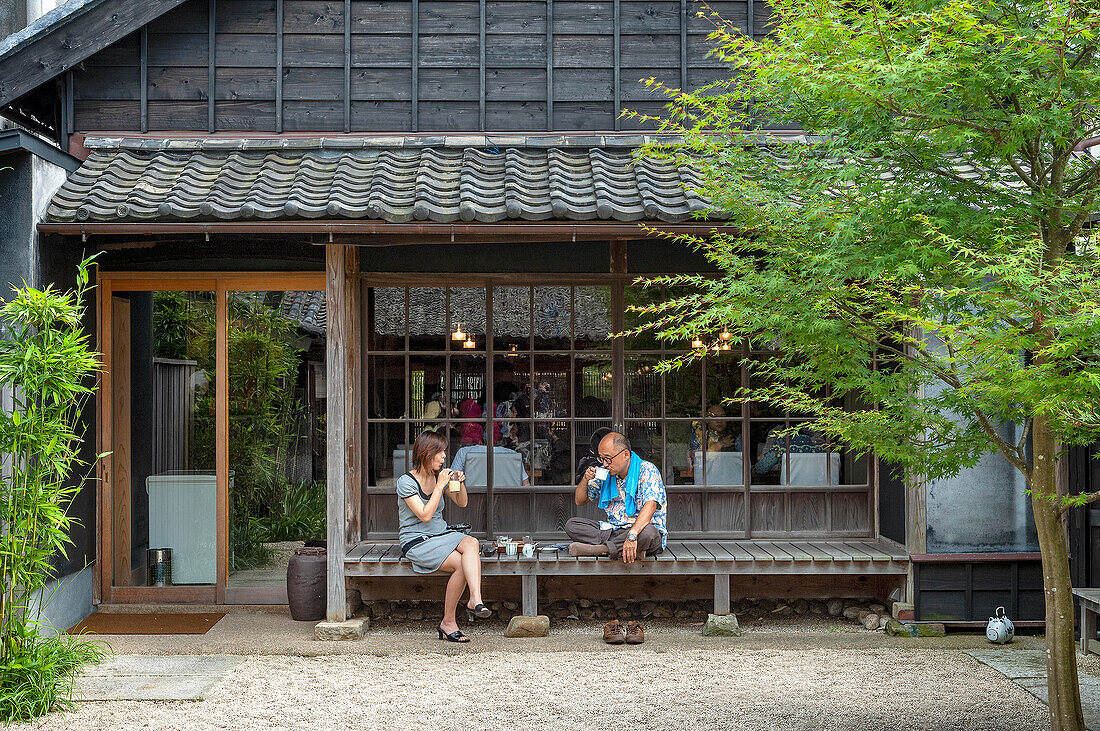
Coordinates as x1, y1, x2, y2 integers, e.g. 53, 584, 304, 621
46, 144, 724, 224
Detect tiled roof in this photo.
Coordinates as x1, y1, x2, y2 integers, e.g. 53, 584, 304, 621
46, 136, 725, 224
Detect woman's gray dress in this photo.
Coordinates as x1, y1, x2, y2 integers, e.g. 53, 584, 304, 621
396, 472, 465, 574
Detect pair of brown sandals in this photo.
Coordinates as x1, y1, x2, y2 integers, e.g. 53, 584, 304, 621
603, 619, 644, 644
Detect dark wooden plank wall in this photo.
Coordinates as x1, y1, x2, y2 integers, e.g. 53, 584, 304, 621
70, 0, 760, 132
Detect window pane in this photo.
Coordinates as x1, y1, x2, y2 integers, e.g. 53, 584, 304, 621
493, 354, 529, 450
782, 422, 835, 486
664, 420, 694, 485
227, 290, 326, 590
665, 359, 703, 417
706, 358, 742, 414
527, 421, 571, 485
367, 355, 406, 418
369, 286, 405, 351
575, 355, 612, 418
748, 357, 786, 419
533, 354, 570, 417
625, 419, 662, 470
368, 422, 409, 486
114, 291, 217, 587
574, 419, 613, 475
449, 287, 486, 351
623, 284, 662, 350
409, 287, 445, 351
493, 286, 531, 351
533, 285, 571, 350
625, 356, 661, 418
574, 285, 613, 350
409, 355, 446, 431
750, 421, 786, 485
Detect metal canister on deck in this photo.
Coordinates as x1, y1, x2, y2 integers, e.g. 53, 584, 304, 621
147, 547, 172, 587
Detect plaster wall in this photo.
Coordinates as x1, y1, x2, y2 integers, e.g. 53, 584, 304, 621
26, 565, 94, 636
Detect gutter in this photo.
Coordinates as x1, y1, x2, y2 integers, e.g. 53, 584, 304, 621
0, 129, 81, 172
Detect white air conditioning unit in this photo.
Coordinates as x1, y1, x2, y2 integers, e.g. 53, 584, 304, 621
147, 471, 217, 584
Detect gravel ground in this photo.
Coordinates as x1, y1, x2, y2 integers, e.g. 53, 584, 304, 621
20, 642, 1058, 730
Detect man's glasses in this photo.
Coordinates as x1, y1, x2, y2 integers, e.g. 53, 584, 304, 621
597, 447, 627, 465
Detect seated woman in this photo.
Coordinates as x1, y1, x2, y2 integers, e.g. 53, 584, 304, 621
396, 430, 492, 642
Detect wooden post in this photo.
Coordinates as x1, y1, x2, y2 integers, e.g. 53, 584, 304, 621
326, 244, 348, 623
713, 574, 730, 615
344, 246, 362, 545
522, 574, 538, 617
111, 297, 132, 587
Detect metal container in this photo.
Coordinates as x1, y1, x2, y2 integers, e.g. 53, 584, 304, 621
147, 547, 172, 587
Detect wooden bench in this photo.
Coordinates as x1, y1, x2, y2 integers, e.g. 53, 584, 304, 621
1074, 588, 1100, 655
345, 539, 910, 616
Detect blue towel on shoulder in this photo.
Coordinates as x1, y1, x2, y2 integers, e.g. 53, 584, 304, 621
598, 452, 642, 517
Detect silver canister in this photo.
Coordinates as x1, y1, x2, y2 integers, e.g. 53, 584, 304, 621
147, 547, 172, 587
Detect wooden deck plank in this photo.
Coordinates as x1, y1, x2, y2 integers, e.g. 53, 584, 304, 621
852, 542, 891, 562
706, 542, 737, 561
792, 542, 834, 562
757, 542, 795, 562
719, 541, 754, 561
363, 544, 388, 563
810, 542, 853, 561
686, 542, 719, 561
663, 543, 691, 561
841, 543, 873, 562
345, 543, 369, 562
380, 545, 402, 562
769, 541, 813, 561
737, 542, 774, 561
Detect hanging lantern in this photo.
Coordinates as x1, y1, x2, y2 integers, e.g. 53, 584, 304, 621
719, 341, 732, 352
452, 322, 466, 341
463, 335, 476, 349
719, 327, 732, 341
691, 336, 705, 350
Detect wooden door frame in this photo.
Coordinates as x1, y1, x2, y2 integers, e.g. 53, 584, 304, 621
96, 272, 325, 605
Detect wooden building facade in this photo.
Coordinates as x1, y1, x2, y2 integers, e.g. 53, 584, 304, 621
1, 0, 1044, 626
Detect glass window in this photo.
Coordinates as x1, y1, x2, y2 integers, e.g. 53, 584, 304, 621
112, 291, 216, 587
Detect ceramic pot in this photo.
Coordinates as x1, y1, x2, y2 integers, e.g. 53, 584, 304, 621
287, 546, 327, 621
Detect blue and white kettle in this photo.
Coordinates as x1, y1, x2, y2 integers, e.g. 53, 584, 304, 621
986, 606, 1015, 644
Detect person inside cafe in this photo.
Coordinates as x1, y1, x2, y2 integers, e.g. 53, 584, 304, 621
396, 430, 492, 643
690, 404, 741, 460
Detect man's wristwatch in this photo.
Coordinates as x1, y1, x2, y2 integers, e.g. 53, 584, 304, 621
627, 531, 638, 542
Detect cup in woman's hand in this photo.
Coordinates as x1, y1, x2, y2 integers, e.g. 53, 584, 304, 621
448, 477, 461, 493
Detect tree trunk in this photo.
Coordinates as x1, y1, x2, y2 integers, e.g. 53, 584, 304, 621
1032, 416, 1084, 731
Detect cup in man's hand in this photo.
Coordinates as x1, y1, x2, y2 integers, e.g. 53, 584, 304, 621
590, 466, 609, 487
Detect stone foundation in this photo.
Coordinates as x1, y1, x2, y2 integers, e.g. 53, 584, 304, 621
360, 596, 903, 629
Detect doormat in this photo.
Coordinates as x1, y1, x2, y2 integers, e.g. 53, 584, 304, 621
67, 612, 225, 635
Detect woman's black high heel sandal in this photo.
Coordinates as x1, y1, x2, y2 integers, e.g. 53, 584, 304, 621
466, 603, 492, 621
438, 625, 469, 643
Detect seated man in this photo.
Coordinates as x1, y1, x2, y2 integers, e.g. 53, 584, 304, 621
567, 432, 666, 563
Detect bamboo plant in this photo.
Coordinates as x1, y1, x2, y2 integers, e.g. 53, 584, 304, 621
0, 259, 107, 722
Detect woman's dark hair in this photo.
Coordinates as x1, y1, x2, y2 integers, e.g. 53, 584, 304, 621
412, 430, 448, 474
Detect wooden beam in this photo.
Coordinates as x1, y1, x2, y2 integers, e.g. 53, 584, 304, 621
344, 246, 362, 544
343, 0, 351, 133
208, 0, 216, 133
326, 244, 349, 622
0, 0, 192, 107
411, 0, 418, 132
613, 0, 620, 131
140, 27, 148, 134
478, 0, 486, 130
111, 297, 132, 588
276, 0, 284, 133
546, 0, 553, 129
